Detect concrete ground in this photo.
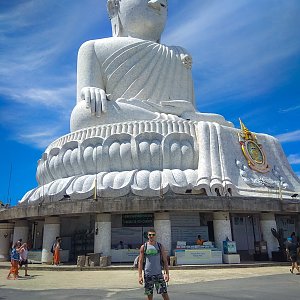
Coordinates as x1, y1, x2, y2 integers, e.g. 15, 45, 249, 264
0, 262, 294, 291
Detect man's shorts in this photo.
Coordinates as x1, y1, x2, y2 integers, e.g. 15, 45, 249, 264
19, 259, 28, 267
144, 274, 168, 295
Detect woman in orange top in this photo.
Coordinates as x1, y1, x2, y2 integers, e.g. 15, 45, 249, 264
196, 235, 205, 245
7, 241, 21, 279
53, 238, 62, 266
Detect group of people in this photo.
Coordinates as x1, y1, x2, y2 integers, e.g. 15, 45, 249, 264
7, 239, 29, 280
6, 236, 62, 280
5, 229, 299, 298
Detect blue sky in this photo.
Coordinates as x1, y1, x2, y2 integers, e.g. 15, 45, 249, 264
0, 0, 300, 206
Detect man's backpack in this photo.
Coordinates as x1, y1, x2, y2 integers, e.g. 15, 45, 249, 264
133, 255, 139, 268
133, 242, 164, 269
50, 243, 55, 253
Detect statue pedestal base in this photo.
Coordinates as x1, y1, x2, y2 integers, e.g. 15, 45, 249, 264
20, 120, 300, 204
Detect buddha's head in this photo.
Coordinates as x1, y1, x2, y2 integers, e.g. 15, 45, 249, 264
107, 0, 168, 43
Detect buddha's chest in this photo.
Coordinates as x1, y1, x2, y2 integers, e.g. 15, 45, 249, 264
101, 41, 193, 101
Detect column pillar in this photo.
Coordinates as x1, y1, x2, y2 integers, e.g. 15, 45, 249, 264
41, 217, 60, 264
154, 212, 171, 255
13, 220, 29, 244
260, 213, 278, 259
94, 213, 111, 256
296, 215, 300, 237
0, 223, 14, 261
213, 212, 232, 249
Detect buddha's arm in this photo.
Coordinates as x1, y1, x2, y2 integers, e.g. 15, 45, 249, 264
77, 40, 108, 116
181, 111, 234, 127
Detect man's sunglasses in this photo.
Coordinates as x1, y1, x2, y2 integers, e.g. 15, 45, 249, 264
148, 234, 156, 237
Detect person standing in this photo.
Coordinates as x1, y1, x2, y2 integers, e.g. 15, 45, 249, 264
19, 243, 30, 276
196, 235, 205, 245
286, 237, 300, 274
290, 232, 298, 244
138, 229, 170, 300
7, 242, 21, 279
51, 236, 59, 264
53, 238, 62, 266
117, 241, 125, 249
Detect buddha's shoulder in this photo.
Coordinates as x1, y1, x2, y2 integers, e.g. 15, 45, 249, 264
78, 37, 191, 58
79, 37, 153, 51
79, 37, 187, 52
166, 44, 191, 56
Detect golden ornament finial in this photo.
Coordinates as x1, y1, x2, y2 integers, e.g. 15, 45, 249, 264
239, 118, 253, 140
238, 118, 269, 173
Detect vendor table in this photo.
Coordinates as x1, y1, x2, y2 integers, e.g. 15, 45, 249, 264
174, 248, 222, 265
111, 249, 140, 263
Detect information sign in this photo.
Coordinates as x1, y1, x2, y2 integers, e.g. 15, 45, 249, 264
122, 213, 154, 227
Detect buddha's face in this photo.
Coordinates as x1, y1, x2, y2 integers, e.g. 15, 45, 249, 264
118, 0, 168, 41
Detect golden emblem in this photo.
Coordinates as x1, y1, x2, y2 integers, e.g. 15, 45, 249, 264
238, 119, 269, 173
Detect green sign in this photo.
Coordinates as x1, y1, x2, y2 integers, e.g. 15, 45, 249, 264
122, 213, 154, 227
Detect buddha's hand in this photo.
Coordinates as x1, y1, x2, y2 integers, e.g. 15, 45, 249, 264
81, 87, 108, 117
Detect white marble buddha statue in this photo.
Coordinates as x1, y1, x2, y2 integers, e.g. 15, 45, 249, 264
70, 0, 232, 132
20, 0, 300, 204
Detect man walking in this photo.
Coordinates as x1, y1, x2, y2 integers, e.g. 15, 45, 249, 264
286, 237, 300, 274
138, 229, 170, 300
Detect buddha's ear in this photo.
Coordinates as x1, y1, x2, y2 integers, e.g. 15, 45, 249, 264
107, 0, 119, 20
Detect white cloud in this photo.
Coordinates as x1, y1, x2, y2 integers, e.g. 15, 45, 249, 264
0, 84, 75, 109
287, 154, 300, 165
0, 103, 71, 150
0, 0, 107, 148
0, 75, 75, 149
164, 0, 300, 106
280, 105, 300, 113
16, 127, 65, 149
276, 130, 300, 143
0, 0, 107, 86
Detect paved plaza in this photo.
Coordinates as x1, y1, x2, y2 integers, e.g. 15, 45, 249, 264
1, 264, 299, 299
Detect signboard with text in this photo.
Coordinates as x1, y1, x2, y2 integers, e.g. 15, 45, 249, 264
122, 213, 154, 227
175, 249, 222, 265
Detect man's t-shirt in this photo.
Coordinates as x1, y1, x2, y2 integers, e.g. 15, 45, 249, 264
20, 249, 28, 261
144, 243, 162, 276
286, 242, 298, 256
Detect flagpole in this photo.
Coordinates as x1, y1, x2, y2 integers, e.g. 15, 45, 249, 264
6, 162, 12, 204
94, 146, 98, 201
